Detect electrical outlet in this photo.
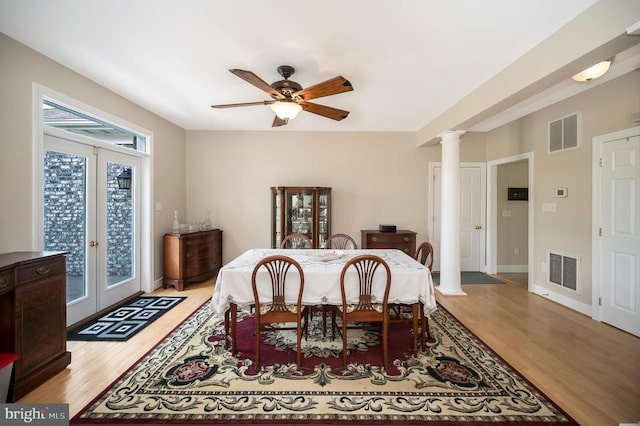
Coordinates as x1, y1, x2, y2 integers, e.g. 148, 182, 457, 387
541, 262, 547, 272
514, 248, 519, 255
155, 202, 162, 211
542, 203, 556, 212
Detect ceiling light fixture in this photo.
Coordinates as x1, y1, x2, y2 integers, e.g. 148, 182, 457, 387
571, 60, 612, 82
270, 101, 302, 122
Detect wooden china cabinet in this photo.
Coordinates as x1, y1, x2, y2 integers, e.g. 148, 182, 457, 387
271, 187, 331, 249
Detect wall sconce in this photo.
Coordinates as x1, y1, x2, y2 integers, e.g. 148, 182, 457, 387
117, 168, 132, 190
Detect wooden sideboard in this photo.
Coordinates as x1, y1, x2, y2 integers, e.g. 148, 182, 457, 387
163, 229, 223, 291
0, 251, 71, 401
361, 230, 417, 256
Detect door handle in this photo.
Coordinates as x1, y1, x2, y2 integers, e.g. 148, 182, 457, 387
474, 225, 482, 230
89, 241, 99, 247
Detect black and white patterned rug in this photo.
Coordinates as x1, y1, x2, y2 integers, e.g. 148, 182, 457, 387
67, 296, 185, 342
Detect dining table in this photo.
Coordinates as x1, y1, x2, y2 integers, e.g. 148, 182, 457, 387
211, 248, 436, 355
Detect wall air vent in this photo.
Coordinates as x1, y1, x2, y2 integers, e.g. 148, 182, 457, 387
548, 113, 579, 153
548, 252, 579, 291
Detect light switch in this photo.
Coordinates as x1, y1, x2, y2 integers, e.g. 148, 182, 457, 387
542, 202, 556, 212
155, 202, 162, 211
501, 209, 512, 217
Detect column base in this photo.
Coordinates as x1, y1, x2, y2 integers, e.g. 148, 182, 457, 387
435, 286, 467, 296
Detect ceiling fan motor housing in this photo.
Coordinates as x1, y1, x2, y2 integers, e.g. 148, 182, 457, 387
271, 65, 302, 98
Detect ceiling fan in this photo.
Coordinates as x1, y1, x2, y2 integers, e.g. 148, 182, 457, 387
211, 65, 353, 127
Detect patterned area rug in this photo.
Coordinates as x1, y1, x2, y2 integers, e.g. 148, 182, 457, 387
71, 302, 577, 425
67, 296, 186, 342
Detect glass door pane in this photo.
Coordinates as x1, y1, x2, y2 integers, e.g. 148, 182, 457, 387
106, 161, 133, 288
287, 190, 313, 238
44, 150, 88, 303
318, 191, 330, 248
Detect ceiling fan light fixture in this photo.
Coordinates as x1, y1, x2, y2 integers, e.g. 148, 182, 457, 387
572, 60, 612, 82
271, 101, 302, 121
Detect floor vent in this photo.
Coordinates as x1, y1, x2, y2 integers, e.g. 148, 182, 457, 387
548, 252, 579, 291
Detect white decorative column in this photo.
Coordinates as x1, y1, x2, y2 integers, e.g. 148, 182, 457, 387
437, 130, 466, 295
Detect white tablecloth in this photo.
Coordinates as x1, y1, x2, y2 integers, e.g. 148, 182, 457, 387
211, 248, 436, 317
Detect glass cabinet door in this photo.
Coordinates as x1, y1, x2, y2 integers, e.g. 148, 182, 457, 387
286, 189, 314, 239
272, 189, 282, 248
318, 189, 331, 248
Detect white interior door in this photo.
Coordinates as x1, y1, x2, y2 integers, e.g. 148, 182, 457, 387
44, 132, 141, 325
432, 164, 484, 271
599, 133, 640, 337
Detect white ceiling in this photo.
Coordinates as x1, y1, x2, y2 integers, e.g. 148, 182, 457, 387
0, 0, 612, 132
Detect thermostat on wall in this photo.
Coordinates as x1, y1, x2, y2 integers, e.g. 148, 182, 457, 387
556, 188, 568, 197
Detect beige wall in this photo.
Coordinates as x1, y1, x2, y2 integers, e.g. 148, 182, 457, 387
497, 161, 528, 269
0, 34, 187, 282
186, 131, 444, 263
485, 71, 640, 307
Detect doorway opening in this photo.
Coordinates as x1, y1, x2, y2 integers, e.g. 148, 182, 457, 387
486, 153, 533, 290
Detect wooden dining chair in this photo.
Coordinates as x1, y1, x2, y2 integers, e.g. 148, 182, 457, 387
414, 241, 435, 348
327, 233, 357, 249
415, 241, 434, 271
387, 241, 435, 352
280, 232, 312, 249
251, 255, 308, 370
338, 254, 391, 370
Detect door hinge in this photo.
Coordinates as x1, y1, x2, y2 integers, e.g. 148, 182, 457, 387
599, 227, 603, 237
598, 297, 602, 306
599, 157, 603, 167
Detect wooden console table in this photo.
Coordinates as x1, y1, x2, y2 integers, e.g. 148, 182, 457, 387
361, 229, 417, 256
163, 229, 223, 291
0, 251, 71, 401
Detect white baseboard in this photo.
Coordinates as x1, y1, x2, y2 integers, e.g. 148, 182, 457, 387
497, 265, 528, 273
531, 283, 592, 317
153, 277, 164, 291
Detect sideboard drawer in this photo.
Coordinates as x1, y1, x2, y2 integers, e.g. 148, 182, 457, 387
16, 256, 66, 285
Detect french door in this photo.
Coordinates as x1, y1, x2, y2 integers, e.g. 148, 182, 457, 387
43, 132, 141, 326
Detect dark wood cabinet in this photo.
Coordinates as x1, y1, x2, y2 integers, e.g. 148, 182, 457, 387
163, 229, 222, 291
361, 230, 417, 256
0, 251, 71, 401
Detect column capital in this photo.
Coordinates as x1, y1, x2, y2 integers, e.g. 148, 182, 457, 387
438, 130, 466, 144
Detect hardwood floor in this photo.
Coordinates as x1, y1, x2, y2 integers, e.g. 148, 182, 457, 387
495, 272, 528, 287
18, 278, 640, 426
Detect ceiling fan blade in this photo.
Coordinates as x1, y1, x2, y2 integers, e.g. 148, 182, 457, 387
272, 115, 288, 127
211, 100, 275, 109
293, 76, 353, 101
302, 102, 350, 121
229, 69, 284, 99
